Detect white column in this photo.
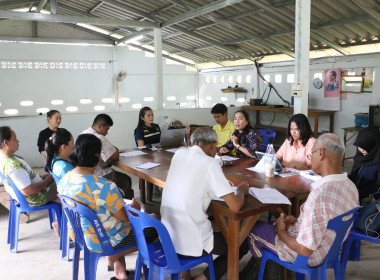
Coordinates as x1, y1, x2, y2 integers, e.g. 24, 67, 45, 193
293, 0, 311, 116
154, 28, 163, 110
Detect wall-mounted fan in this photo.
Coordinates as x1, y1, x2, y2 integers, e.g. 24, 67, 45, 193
115, 71, 127, 104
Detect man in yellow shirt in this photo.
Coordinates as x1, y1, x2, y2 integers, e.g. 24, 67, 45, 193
211, 104, 235, 151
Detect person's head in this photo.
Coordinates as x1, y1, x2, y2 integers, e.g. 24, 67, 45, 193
353, 127, 380, 156
211, 103, 228, 126
308, 133, 345, 175
0, 126, 19, 155
287, 114, 313, 146
233, 110, 252, 132
329, 71, 337, 82
137, 107, 154, 127
70, 134, 102, 168
44, 129, 74, 172
47, 110, 61, 130
191, 126, 218, 157
92, 114, 113, 136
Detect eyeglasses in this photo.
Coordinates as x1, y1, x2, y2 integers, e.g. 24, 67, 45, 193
307, 147, 325, 160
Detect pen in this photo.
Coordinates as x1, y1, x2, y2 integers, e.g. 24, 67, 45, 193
308, 172, 314, 175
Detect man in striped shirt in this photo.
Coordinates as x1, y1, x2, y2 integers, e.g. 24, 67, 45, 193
247, 133, 359, 267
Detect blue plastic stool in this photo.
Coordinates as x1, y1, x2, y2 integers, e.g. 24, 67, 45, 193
340, 210, 380, 277
124, 205, 216, 280
58, 194, 137, 280
50, 171, 71, 262
0, 172, 62, 253
258, 207, 360, 280
257, 129, 276, 152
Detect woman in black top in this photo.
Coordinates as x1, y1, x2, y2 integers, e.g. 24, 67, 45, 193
37, 110, 62, 157
134, 106, 161, 147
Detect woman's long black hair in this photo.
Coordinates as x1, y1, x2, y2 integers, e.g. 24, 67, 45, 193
233, 110, 254, 135
287, 114, 313, 146
44, 128, 72, 172
134, 106, 153, 135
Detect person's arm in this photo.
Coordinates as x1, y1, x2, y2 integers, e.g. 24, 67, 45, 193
275, 140, 286, 163
20, 175, 54, 196
275, 213, 313, 256
137, 140, 145, 147
219, 138, 234, 154
110, 146, 119, 161
232, 130, 257, 158
221, 182, 249, 212
111, 198, 141, 221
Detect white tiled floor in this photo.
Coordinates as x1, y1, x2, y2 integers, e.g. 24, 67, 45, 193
0, 166, 379, 279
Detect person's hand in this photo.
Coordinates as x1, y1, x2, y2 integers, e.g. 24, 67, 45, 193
237, 181, 249, 196
44, 174, 54, 184
219, 147, 228, 154
231, 135, 239, 146
129, 198, 141, 211
274, 213, 286, 234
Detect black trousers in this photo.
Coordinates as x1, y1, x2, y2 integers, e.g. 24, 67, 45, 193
104, 170, 134, 199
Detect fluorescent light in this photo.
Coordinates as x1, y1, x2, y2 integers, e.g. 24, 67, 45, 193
51, 100, 64, 105
167, 96, 176, 101
119, 98, 130, 103
36, 108, 49, 114
94, 105, 105, 111
132, 103, 142, 109
237, 98, 246, 103
66, 106, 78, 112
179, 102, 187, 107
186, 95, 196, 101
206, 96, 212, 101
20, 100, 33, 106
80, 98, 92, 104
144, 97, 154, 102
221, 97, 228, 101
101, 98, 113, 103
4, 109, 18, 115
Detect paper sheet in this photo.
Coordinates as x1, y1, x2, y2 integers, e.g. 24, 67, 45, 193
220, 155, 239, 161
166, 147, 188, 153
120, 151, 147, 157
299, 170, 321, 181
249, 187, 291, 205
247, 158, 265, 173
135, 162, 161, 169
212, 187, 237, 201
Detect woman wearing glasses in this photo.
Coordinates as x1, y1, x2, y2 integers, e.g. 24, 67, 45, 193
276, 114, 315, 170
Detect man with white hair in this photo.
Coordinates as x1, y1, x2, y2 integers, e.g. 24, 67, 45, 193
246, 133, 359, 267
161, 126, 250, 280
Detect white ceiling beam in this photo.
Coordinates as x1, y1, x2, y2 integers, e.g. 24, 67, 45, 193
161, 0, 246, 28
50, 0, 58, 15
0, 35, 113, 45
0, 9, 159, 28
352, 0, 380, 22
35, 0, 47, 12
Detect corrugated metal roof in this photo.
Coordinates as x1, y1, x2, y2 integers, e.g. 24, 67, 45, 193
0, 0, 379, 68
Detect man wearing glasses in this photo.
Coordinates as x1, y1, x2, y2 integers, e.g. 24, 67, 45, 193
246, 133, 359, 269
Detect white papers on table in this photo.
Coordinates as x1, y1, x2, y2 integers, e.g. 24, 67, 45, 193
299, 170, 321, 182
247, 158, 265, 173
212, 187, 237, 201
135, 162, 161, 169
275, 171, 297, 177
120, 151, 147, 157
166, 147, 188, 153
220, 155, 239, 161
249, 187, 291, 205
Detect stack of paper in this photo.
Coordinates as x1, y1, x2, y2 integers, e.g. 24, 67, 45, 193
249, 187, 291, 205
135, 162, 161, 169
120, 151, 147, 157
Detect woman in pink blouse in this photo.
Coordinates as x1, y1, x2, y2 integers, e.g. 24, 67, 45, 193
276, 114, 315, 170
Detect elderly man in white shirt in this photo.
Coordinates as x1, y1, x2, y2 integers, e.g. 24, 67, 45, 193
161, 126, 250, 280
81, 114, 133, 199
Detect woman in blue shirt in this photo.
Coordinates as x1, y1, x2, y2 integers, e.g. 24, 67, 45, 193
219, 110, 260, 158
134, 106, 161, 147
44, 128, 74, 180
348, 127, 380, 201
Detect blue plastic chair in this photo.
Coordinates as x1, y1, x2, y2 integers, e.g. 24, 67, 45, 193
258, 207, 360, 280
340, 209, 380, 277
257, 129, 276, 152
0, 171, 62, 253
58, 194, 137, 280
124, 204, 216, 280
49, 171, 71, 262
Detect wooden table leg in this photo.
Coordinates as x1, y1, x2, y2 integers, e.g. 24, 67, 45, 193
314, 115, 319, 137
146, 182, 153, 202
227, 219, 240, 280
139, 178, 146, 204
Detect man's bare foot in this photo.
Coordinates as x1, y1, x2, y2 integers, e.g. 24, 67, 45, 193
114, 257, 128, 280
194, 273, 208, 280
52, 221, 60, 238
180, 270, 191, 280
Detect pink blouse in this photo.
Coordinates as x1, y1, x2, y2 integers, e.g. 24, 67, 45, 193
276, 137, 316, 170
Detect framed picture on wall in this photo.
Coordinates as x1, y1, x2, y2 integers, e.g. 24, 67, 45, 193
324, 68, 342, 98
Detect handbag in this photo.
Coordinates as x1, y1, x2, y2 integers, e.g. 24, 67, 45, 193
357, 192, 380, 238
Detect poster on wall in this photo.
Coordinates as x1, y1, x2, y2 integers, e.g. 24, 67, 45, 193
324, 68, 342, 98
361, 67, 374, 93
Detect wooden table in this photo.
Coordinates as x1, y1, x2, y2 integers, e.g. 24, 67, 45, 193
242, 106, 335, 138
116, 148, 312, 280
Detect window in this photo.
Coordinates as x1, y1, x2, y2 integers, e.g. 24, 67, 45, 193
167, 96, 176, 101
20, 101, 33, 106
227, 75, 233, 84
245, 75, 251, 83
101, 98, 113, 103
220, 76, 225, 83
144, 97, 154, 102
51, 100, 64, 105
287, 74, 295, 83
80, 99, 92, 104
263, 74, 270, 83
275, 74, 282, 84
94, 105, 105, 111
236, 75, 242, 83
119, 97, 130, 103
66, 106, 78, 112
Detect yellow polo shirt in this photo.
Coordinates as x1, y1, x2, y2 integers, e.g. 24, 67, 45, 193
213, 119, 235, 147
